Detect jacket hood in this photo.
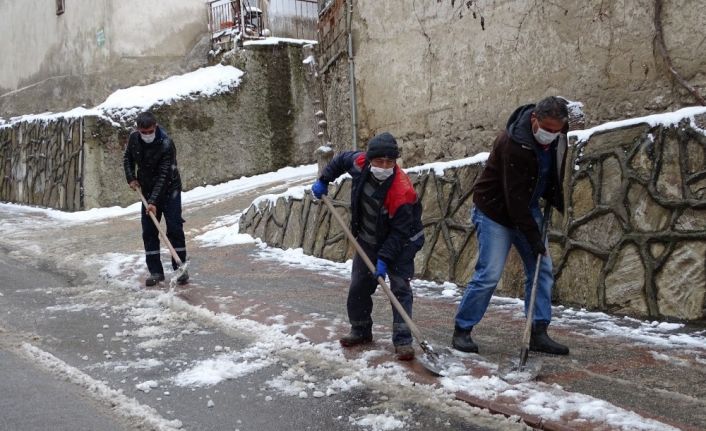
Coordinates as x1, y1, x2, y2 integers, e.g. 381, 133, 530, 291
506, 104, 536, 147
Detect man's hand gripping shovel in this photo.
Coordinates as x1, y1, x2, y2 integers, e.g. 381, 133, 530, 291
135, 187, 188, 289
321, 195, 461, 376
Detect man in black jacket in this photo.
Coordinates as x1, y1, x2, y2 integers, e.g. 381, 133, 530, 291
311, 133, 425, 361
452, 96, 570, 355
123, 111, 188, 287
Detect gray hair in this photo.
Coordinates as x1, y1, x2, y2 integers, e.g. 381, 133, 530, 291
535, 96, 568, 121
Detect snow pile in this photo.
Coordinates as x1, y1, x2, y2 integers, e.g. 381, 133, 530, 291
569, 106, 706, 142
195, 213, 256, 247
243, 37, 317, 46
405, 152, 489, 176
349, 411, 406, 431
96, 64, 244, 121
3, 64, 245, 128
173, 349, 274, 387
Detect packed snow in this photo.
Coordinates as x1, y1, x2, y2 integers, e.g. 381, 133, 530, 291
569, 106, 706, 142
2, 64, 245, 128
243, 37, 317, 46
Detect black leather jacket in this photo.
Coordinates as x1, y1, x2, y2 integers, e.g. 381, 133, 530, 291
123, 127, 182, 205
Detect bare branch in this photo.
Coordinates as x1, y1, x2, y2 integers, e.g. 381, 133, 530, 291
653, 0, 705, 105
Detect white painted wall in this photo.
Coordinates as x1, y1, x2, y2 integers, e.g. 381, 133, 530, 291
0, 0, 207, 109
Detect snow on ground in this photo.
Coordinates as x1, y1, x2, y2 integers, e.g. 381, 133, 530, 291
4, 106, 706, 430
0, 164, 316, 224
20, 343, 183, 431
198, 233, 706, 353
349, 411, 406, 431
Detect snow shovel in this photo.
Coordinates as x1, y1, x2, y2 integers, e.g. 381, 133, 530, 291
321, 195, 456, 376
498, 202, 553, 383
136, 188, 188, 288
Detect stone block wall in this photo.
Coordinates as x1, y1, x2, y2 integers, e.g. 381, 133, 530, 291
549, 118, 706, 320
320, 0, 706, 166
240, 119, 706, 321
0, 118, 84, 210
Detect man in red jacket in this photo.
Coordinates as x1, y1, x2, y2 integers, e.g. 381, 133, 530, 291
312, 133, 425, 361
452, 96, 570, 356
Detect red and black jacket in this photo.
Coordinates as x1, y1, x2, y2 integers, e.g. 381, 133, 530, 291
319, 151, 424, 278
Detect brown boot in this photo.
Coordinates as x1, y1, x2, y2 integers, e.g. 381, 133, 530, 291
394, 344, 415, 361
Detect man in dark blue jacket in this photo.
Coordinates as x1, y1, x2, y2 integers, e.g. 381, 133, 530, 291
452, 96, 570, 355
312, 133, 424, 361
123, 111, 188, 287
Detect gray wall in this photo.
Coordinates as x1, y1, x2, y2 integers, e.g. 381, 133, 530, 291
0, 0, 209, 118
322, 0, 706, 164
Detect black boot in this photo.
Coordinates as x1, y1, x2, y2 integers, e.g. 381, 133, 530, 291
452, 326, 479, 353
145, 273, 165, 287
340, 327, 373, 347
530, 321, 569, 355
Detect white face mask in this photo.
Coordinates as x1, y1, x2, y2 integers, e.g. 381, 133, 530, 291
371, 166, 394, 181
140, 132, 156, 143
533, 126, 560, 146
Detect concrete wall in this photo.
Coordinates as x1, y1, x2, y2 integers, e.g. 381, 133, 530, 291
321, 0, 706, 164
239, 117, 706, 321
0, 43, 317, 210
0, 0, 209, 117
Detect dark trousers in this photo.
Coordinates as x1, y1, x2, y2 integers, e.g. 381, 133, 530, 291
141, 190, 187, 275
348, 240, 413, 346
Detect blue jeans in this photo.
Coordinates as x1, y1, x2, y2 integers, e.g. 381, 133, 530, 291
454, 207, 553, 330
348, 240, 413, 346
141, 189, 187, 275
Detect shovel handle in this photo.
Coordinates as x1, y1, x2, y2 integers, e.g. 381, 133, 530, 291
520, 201, 553, 364
135, 188, 184, 268
321, 195, 426, 344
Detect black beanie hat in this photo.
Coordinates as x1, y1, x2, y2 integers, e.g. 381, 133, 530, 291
366, 132, 399, 159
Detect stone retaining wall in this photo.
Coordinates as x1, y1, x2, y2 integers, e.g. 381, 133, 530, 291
1, 43, 317, 210
240, 119, 706, 321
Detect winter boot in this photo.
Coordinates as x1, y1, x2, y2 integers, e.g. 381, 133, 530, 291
452, 326, 479, 353
339, 327, 373, 347
530, 321, 569, 355
176, 269, 189, 285
394, 344, 415, 361
145, 273, 165, 287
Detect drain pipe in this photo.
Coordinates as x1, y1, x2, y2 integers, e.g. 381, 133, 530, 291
345, 0, 358, 150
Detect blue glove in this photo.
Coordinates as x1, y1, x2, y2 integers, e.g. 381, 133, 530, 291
374, 259, 388, 280
312, 180, 328, 199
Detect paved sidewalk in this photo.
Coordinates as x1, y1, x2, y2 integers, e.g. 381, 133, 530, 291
174, 244, 706, 431
1, 176, 704, 430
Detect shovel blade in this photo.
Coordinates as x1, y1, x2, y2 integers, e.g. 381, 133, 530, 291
168, 262, 189, 290
498, 353, 543, 383
417, 343, 465, 377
